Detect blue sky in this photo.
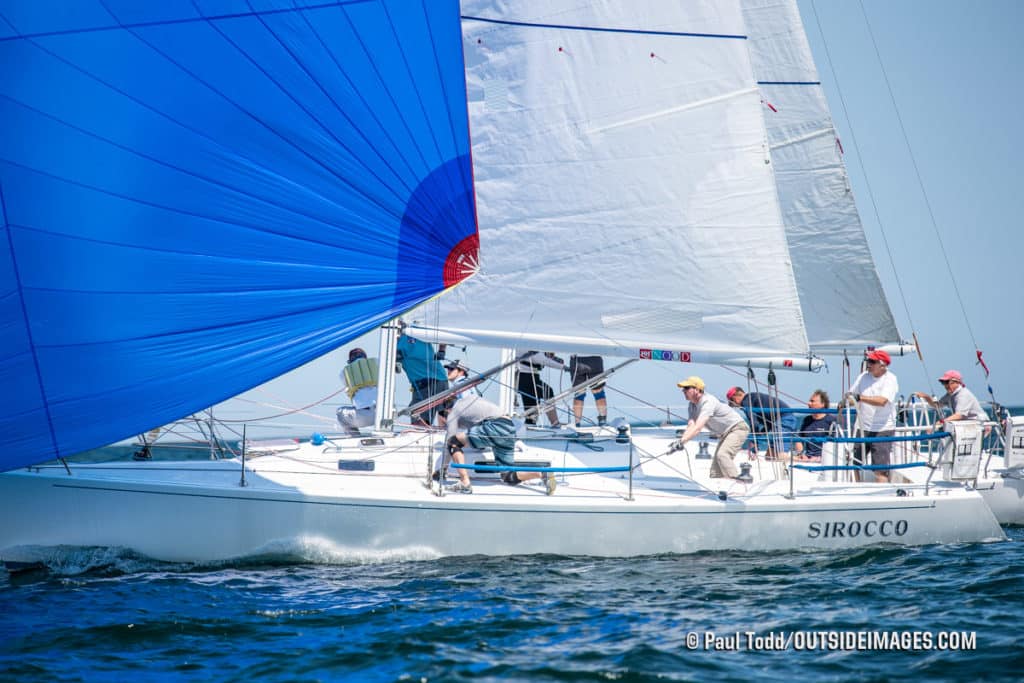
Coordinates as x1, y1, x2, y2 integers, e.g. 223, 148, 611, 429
797, 0, 1024, 403
227, 1, 1024, 433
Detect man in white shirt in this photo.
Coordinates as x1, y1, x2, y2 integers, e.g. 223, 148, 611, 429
846, 350, 898, 483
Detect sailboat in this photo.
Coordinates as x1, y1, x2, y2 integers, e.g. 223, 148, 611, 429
0, 0, 1003, 564
709, 0, 1024, 525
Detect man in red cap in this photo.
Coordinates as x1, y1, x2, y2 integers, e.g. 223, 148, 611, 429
844, 350, 898, 483
913, 370, 986, 427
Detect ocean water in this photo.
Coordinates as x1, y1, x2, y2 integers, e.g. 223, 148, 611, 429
2, 530, 1023, 682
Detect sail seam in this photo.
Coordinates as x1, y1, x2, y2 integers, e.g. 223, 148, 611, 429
260, 3, 426, 203
413, 0, 469, 220
5, 36, 413, 235
0, 157, 389, 254
0, 1, 371, 42
185, 10, 416, 218
461, 15, 747, 40
0, 179, 63, 459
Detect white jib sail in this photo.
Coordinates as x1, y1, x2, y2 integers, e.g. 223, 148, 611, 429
741, 0, 903, 354
414, 1, 813, 368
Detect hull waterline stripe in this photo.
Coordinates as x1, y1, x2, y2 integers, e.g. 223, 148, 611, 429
50, 482, 938, 515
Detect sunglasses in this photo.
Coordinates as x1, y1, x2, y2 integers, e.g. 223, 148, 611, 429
866, 359, 879, 365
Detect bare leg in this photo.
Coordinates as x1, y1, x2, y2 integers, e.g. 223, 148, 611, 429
546, 406, 560, 427
449, 433, 471, 486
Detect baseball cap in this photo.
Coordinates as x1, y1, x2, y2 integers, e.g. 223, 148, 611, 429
676, 376, 705, 391
445, 359, 467, 373
866, 349, 891, 366
726, 386, 742, 402
938, 370, 962, 384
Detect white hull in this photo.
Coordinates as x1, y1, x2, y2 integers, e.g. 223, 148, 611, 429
0, 429, 1004, 563
889, 455, 1024, 526
699, 431, 1024, 526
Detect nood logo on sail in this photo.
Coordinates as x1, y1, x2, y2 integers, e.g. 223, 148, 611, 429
808, 520, 908, 539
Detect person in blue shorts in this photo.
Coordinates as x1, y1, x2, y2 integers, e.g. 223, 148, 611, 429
442, 361, 556, 495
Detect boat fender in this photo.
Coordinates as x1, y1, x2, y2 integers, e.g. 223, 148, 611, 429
446, 435, 463, 457
343, 357, 379, 398
500, 471, 522, 485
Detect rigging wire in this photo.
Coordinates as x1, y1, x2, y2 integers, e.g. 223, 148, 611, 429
808, 1, 925, 375
853, 0, 995, 394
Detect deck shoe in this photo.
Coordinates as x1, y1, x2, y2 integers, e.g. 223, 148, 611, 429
448, 481, 473, 494
545, 472, 557, 496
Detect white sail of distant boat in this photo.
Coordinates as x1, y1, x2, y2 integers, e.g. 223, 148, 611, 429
0, 0, 1005, 564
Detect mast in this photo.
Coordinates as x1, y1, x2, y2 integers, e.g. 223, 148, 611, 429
374, 319, 400, 433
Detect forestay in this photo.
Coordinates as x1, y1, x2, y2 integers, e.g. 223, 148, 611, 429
0, 0, 477, 469
742, 0, 902, 353
412, 1, 813, 368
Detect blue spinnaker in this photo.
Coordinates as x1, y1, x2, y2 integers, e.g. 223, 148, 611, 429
0, 0, 477, 469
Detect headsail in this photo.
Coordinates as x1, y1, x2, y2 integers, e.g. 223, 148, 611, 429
742, 0, 902, 354
0, 0, 477, 469
411, 1, 812, 368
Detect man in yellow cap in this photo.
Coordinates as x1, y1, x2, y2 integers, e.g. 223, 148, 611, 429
672, 376, 751, 480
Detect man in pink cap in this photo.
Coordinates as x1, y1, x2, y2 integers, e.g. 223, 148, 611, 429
845, 350, 898, 482
913, 370, 986, 427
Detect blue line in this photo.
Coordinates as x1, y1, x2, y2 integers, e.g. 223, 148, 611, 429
0, 182, 62, 459
461, 15, 746, 40
757, 80, 821, 85
450, 464, 629, 473
809, 432, 950, 444
792, 461, 929, 472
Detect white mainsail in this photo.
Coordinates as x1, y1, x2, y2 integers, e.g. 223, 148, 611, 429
411, 1, 816, 369
742, 0, 903, 354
